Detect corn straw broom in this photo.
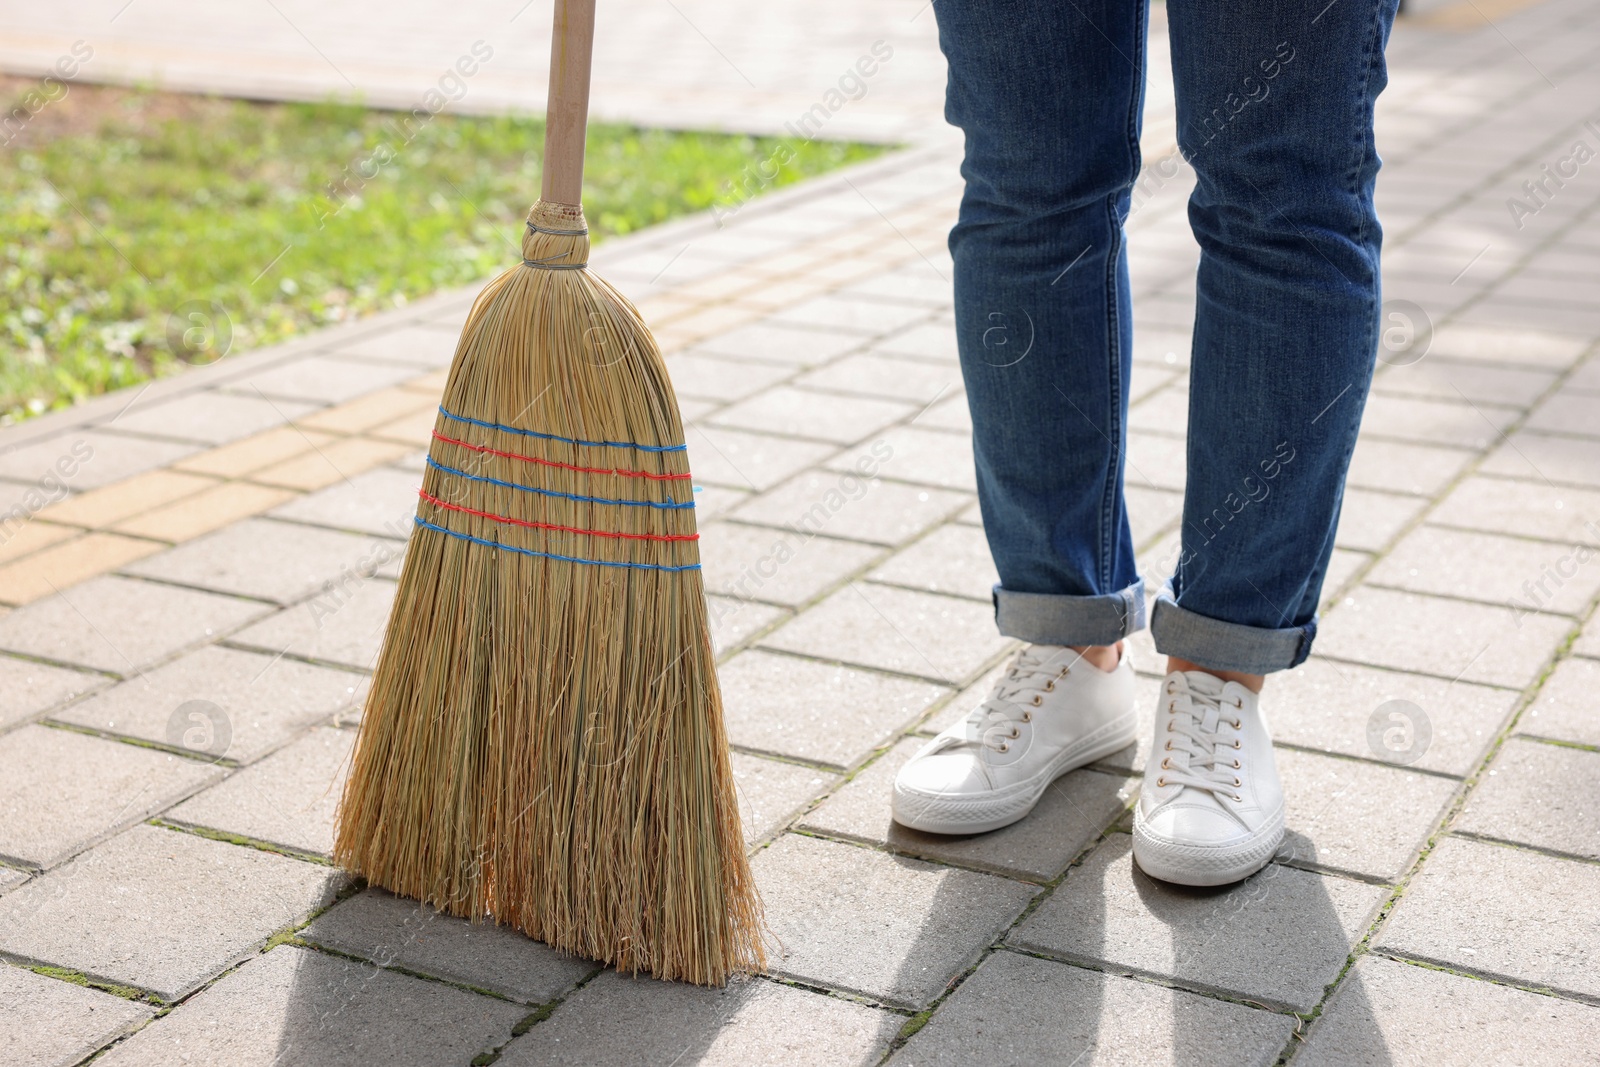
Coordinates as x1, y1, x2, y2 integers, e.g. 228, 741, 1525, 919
333, 0, 764, 986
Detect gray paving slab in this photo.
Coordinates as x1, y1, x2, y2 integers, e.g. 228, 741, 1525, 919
94, 944, 521, 1067
752, 833, 1035, 1009
1367, 525, 1600, 616
220, 355, 420, 404
1275, 747, 1458, 882
0, 866, 28, 895
166, 726, 354, 856
772, 295, 932, 337
730, 752, 831, 846
1576, 620, 1600, 659
1480, 430, 1600, 489
1297, 954, 1600, 1067
1373, 357, 1559, 407
731, 469, 971, 547
1457, 738, 1600, 860
301, 889, 594, 1005
0, 963, 153, 1067
1525, 391, 1600, 437
325, 322, 462, 368
685, 425, 837, 492
801, 737, 1134, 882
0, 654, 106, 732
887, 949, 1295, 1067
1124, 431, 1188, 492
54, 645, 362, 763
269, 466, 422, 538
707, 387, 915, 444
1315, 586, 1571, 689
867, 523, 998, 601
1328, 488, 1426, 555
1522, 655, 1600, 747
0, 725, 221, 869
498, 970, 900, 1067
719, 649, 949, 769
0, 824, 342, 1000
662, 353, 794, 402
1427, 474, 1600, 546
0, 574, 272, 676
1267, 657, 1516, 776
0, 430, 197, 492
112, 392, 319, 446
797, 354, 960, 405
759, 583, 1012, 685
122, 518, 406, 604
706, 596, 789, 656
699, 523, 882, 607
691, 322, 869, 368
1376, 836, 1600, 999
1345, 437, 1476, 497
225, 575, 396, 671
1009, 835, 1386, 1013
1358, 393, 1517, 450
840, 266, 954, 310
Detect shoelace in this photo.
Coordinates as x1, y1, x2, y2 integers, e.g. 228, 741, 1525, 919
956, 648, 1073, 753
1155, 678, 1246, 802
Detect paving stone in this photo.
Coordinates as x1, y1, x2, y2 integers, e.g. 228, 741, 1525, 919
112, 392, 319, 446
1373, 357, 1559, 407
0, 866, 26, 894
0, 655, 106, 732
0, 532, 166, 606
0, 574, 270, 676
1269, 657, 1515, 777
803, 737, 1133, 882
1368, 525, 1600, 616
1296, 954, 1600, 1067
753, 833, 1035, 1009
660, 352, 793, 402
870, 321, 959, 366
36, 469, 218, 529
708, 387, 914, 444
839, 265, 954, 310
1524, 391, 1600, 437
173, 425, 340, 479
888, 949, 1295, 1067
112, 482, 297, 542
699, 523, 882, 607
732, 469, 970, 547
55, 646, 362, 763
0, 430, 196, 492
326, 322, 462, 368
706, 595, 789, 655
247, 436, 413, 491
911, 393, 970, 434
0, 724, 220, 868
827, 428, 975, 492
122, 518, 405, 605
95, 944, 520, 1067
1009, 835, 1385, 1012
1376, 835, 1600, 999
1128, 385, 1190, 436
1315, 586, 1571, 689
772, 294, 931, 337
1358, 393, 1516, 450
1346, 437, 1475, 497
691, 321, 868, 367
167, 727, 354, 856
366, 404, 439, 448
1480, 430, 1600, 488
685, 425, 836, 492
1124, 431, 1187, 492
1426, 323, 1590, 369
222, 355, 419, 404
719, 649, 949, 769
301, 888, 593, 1004
688, 482, 749, 521
270, 466, 420, 538
1333, 487, 1428, 553
0, 517, 77, 569
729, 751, 831, 846
867, 523, 998, 601
1320, 548, 1370, 606
1456, 737, 1600, 860
226, 576, 395, 671
760, 583, 1011, 685
294, 387, 437, 435
0, 824, 342, 1000
0, 964, 152, 1067
797, 354, 960, 404
1429, 475, 1600, 546
498, 969, 899, 1067
1274, 747, 1457, 882
1521, 655, 1600, 746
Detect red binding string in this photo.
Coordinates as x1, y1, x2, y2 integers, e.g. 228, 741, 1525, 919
432, 431, 691, 480
417, 489, 700, 543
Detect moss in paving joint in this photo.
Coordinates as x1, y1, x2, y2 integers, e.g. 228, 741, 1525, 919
41, 720, 242, 769
147, 818, 334, 866
28, 964, 156, 1004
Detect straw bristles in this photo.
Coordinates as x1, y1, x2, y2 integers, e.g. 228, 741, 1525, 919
334, 199, 765, 986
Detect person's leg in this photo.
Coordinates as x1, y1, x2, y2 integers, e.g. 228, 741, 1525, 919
1134, 0, 1400, 886
893, 0, 1149, 836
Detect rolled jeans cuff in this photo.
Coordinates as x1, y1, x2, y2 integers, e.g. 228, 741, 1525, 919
992, 579, 1146, 647
1149, 592, 1315, 674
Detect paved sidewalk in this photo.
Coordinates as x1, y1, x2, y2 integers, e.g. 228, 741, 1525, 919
3, 0, 1600, 1064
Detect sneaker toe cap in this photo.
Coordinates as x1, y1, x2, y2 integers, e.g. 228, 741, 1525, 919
1140, 802, 1247, 848
894, 750, 991, 797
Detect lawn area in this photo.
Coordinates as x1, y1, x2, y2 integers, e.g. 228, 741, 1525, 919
0, 79, 884, 423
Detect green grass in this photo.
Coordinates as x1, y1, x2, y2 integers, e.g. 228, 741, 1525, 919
0, 87, 884, 423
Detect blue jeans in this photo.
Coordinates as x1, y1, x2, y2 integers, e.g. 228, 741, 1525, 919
936, 0, 1398, 674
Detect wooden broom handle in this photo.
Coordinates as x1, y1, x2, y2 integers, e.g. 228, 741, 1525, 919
541, 0, 597, 205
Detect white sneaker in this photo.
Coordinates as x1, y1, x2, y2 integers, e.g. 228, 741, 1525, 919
892, 644, 1137, 835
1132, 671, 1285, 886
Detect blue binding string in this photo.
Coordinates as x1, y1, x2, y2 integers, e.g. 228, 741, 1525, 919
438, 406, 688, 453
414, 517, 700, 572
425, 457, 694, 510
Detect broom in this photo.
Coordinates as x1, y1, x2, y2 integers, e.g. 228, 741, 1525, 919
333, 0, 764, 986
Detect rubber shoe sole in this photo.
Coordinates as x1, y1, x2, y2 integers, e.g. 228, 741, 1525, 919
1130, 803, 1286, 887
892, 710, 1137, 836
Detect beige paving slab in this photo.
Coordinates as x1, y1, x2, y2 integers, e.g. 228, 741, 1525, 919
0, 532, 166, 606
112, 392, 319, 446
